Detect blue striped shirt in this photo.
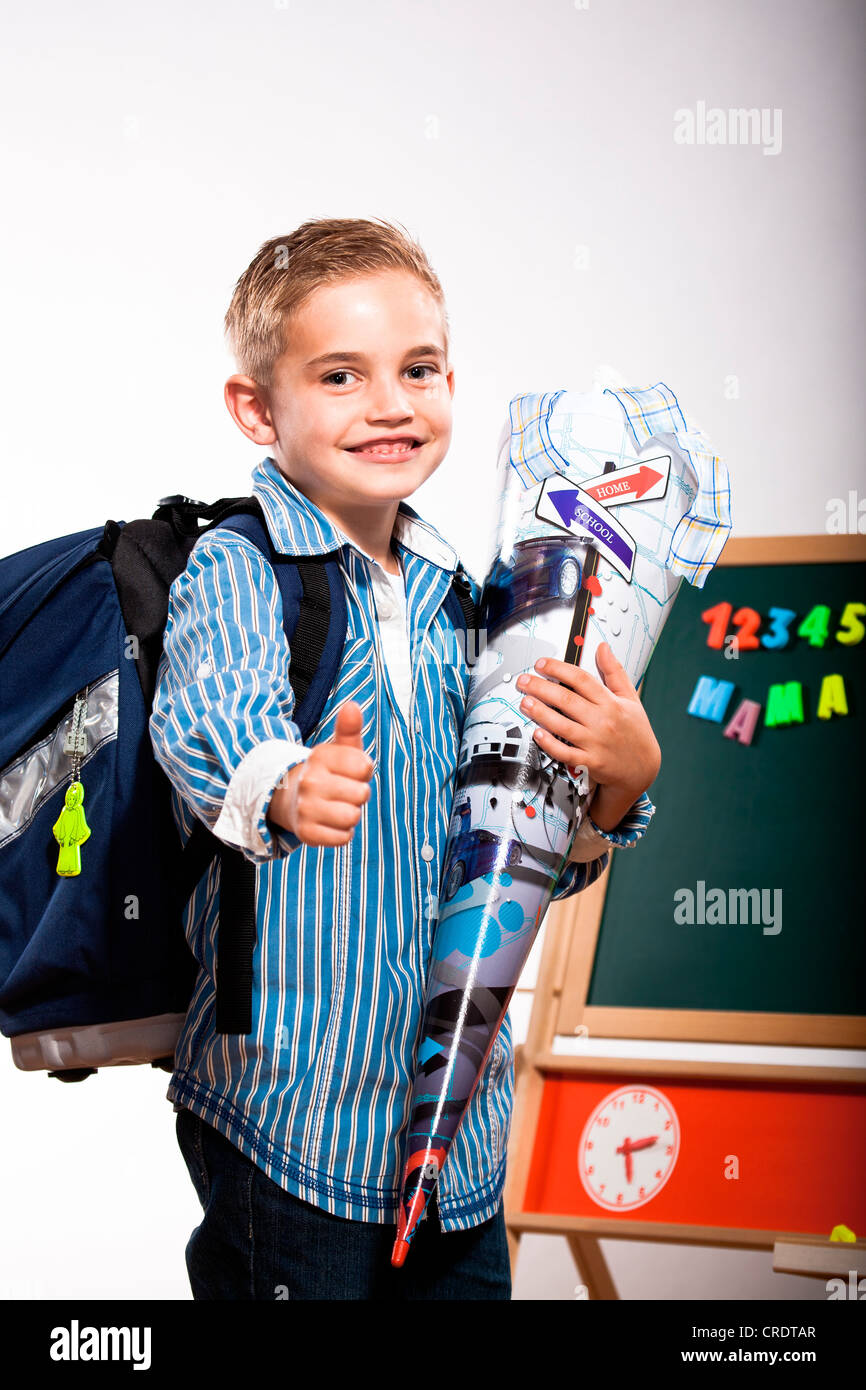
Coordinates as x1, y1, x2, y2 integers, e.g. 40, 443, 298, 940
149, 456, 655, 1230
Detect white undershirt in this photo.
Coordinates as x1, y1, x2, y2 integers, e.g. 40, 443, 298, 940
369, 557, 414, 728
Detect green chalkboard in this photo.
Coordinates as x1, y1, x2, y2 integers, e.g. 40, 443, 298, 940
587, 545, 866, 1019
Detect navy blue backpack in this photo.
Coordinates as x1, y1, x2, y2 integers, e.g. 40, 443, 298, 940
0, 493, 477, 1082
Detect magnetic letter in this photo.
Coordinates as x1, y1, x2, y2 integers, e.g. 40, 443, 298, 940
723, 699, 762, 745
764, 681, 804, 727
687, 676, 735, 722
816, 674, 848, 720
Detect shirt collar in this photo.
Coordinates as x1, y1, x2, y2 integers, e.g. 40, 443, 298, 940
252, 455, 458, 574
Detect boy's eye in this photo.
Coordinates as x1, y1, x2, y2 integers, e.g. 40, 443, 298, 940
321, 363, 439, 387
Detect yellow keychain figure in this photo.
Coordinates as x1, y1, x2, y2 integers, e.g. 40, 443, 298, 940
53, 781, 91, 876
54, 689, 92, 876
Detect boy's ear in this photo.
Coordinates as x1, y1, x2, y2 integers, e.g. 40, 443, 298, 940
224, 375, 277, 446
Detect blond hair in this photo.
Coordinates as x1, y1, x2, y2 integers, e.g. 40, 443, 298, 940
224, 217, 449, 389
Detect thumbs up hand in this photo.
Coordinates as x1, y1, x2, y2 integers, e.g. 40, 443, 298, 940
330, 699, 366, 752
267, 701, 375, 848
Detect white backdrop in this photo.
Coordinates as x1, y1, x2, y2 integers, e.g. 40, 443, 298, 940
1, 0, 863, 1301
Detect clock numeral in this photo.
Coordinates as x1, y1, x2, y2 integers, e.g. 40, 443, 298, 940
664, 1119, 672, 1130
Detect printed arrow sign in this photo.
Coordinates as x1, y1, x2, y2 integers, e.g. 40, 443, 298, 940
580, 452, 671, 506
535, 475, 636, 581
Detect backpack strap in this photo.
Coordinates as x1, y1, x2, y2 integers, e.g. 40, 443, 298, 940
444, 562, 477, 641
209, 507, 348, 730
177, 499, 347, 1035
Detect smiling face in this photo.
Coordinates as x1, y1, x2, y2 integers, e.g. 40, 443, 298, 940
252, 269, 455, 520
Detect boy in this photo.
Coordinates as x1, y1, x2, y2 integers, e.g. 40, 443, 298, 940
149, 217, 660, 1301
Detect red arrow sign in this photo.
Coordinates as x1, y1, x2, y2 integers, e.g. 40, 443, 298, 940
583, 464, 663, 504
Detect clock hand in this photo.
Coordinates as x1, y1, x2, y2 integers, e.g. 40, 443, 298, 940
616, 1138, 636, 1184
623, 1135, 658, 1153
616, 1135, 659, 1184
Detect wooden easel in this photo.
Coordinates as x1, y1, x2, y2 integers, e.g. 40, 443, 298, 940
503, 880, 866, 1297
503, 536, 866, 1298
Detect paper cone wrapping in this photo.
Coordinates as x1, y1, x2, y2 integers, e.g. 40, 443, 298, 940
391, 382, 732, 1265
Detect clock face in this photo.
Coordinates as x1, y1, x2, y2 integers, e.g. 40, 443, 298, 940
577, 1085, 680, 1211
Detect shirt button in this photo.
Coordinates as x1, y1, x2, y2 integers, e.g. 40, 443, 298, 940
414, 717, 423, 733
420, 843, 435, 861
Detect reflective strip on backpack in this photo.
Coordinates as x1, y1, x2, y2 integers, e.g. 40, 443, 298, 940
0, 670, 119, 849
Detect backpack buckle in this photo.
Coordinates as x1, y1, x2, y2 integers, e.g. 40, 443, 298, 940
157, 495, 208, 509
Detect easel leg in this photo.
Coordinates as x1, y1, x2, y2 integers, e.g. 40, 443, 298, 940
566, 1234, 619, 1300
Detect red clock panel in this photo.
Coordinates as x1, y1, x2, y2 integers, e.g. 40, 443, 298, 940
522, 1073, 866, 1234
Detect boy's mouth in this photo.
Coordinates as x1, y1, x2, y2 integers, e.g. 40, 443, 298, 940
345, 437, 424, 461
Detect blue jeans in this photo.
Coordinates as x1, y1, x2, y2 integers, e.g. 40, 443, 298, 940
175, 1108, 512, 1300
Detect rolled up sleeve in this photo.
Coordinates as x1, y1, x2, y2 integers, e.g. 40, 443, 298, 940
551, 789, 656, 901
214, 737, 312, 859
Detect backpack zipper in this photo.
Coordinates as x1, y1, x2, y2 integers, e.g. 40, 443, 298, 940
62, 687, 90, 772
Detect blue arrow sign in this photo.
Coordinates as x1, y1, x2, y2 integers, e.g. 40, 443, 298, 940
536, 476, 636, 580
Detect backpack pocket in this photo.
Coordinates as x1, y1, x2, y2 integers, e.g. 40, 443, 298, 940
0, 671, 119, 854
0, 672, 121, 1034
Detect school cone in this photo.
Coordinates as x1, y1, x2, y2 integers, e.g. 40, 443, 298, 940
390, 387, 732, 1267
391, 522, 608, 1273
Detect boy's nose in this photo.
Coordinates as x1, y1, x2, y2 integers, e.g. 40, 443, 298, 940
366, 406, 414, 426
365, 384, 415, 419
